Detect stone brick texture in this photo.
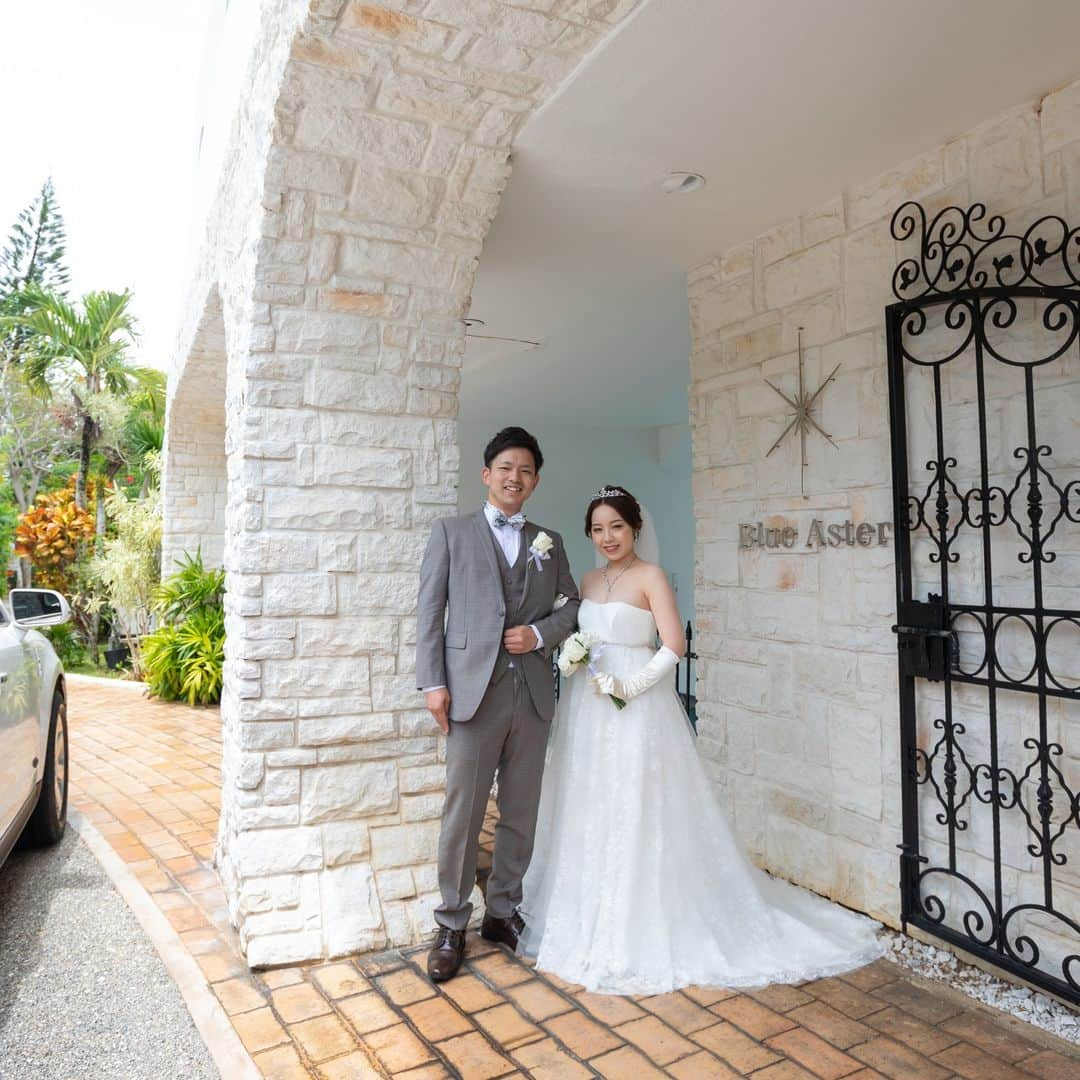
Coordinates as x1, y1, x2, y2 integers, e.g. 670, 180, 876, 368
162, 287, 228, 573
163, 1, 646, 964
688, 79, 1080, 927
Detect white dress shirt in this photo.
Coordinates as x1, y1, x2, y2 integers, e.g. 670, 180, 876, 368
421, 504, 544, 694
484, 500, 524, 564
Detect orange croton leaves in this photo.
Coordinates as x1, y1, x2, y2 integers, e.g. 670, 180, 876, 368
14, 480, 97, 591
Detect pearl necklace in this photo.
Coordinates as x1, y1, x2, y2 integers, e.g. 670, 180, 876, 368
602, 556, 636, 596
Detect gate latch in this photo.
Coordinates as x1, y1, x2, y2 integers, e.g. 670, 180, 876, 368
892, 598, 955, 681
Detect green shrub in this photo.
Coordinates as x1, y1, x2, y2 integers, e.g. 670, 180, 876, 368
176, 606, 225, 705
46, 623, 88, 669
142, 550, 225, 706
154, 550, 224, 622
142, 625, 183, 700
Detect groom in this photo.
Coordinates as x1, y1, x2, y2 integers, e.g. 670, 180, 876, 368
416, 427, 580, 981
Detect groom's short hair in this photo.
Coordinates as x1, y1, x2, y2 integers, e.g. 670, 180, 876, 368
484, 427, 543, 471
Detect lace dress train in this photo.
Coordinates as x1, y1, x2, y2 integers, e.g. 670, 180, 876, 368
519, 599, 884, 995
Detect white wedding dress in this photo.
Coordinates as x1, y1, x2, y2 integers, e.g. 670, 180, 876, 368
519, 598, 884, 995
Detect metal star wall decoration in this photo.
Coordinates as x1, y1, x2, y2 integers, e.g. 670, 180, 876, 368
764, 327, 841, 497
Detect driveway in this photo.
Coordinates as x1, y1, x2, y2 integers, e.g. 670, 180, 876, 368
0, 827, 217, 1080
57, 677, 1080, 1080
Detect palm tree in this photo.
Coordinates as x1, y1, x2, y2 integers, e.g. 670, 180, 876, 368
1, 286, 148, 509
123, 366, 167, 480
110, 366, 167, 503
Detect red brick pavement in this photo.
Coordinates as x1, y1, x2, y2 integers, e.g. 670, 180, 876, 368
66, 678, 1080, 1079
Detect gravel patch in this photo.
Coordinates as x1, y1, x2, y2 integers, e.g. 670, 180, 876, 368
884, 929, 1080, 1045
0, 828, 217, 1079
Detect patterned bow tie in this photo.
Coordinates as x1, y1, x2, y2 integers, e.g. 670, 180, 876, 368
491, 509, 526, 530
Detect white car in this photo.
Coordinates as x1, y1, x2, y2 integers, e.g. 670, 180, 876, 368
0, 588, 71, 867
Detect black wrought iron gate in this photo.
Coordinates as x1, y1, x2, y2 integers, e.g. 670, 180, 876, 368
886, 201, 1080, 1004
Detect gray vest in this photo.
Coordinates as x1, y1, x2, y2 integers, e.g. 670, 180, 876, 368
490, 529, 528, 683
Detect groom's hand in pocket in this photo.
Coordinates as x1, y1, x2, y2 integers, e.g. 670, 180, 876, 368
426, 688, 451, 734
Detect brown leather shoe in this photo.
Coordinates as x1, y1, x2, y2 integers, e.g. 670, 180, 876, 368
480, 910, 525, 951
427, 927, 466, 982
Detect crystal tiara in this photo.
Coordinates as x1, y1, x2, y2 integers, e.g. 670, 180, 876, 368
592, 486, 626, 499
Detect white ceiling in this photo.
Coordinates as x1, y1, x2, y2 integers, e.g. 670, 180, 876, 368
463, 0, 1080, 429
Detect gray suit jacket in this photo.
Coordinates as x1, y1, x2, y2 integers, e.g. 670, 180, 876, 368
416, 510, 581, 723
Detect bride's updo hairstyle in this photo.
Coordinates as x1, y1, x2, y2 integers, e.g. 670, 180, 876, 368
585, 485, 644, 538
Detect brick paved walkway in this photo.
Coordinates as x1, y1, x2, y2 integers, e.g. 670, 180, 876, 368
66, 678, 1080, 1080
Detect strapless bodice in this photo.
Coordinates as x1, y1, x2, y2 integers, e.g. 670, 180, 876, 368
578, 599, 656, 648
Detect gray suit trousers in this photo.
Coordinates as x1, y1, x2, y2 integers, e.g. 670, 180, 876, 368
435, 668, 548, 931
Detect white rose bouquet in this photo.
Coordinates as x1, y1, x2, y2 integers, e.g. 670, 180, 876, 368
557, 630, 626, 709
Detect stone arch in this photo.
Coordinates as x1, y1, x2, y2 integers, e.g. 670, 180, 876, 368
166, 1, 643, 966
162, 284, 227, 573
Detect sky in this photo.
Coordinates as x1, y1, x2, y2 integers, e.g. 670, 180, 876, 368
0, 0, 214, 372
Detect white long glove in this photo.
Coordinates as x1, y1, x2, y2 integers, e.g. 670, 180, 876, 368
590, 645, 681, 704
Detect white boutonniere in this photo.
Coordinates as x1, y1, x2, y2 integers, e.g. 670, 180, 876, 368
528, 531, 553, 571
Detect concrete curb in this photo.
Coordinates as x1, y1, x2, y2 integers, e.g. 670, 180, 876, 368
69, 808, 260, 1080
65, 672, 148, 691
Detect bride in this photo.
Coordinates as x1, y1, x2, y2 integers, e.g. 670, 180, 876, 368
519, 485, 883, 995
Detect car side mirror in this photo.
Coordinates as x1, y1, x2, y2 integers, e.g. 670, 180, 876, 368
9, 588, 71, 628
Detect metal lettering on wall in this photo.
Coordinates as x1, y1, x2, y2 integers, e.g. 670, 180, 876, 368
738, 519, 893, 550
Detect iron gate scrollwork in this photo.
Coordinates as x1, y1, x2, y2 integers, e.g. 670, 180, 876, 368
886, 201, 1080, 1004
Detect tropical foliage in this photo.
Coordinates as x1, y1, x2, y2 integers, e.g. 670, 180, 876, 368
0, 494, 16, 590
1, 286, 151, 511
88, 487, 162, 678
13, 479, 103, 657
0, 180, 173, 675
0, 362, 71, 516
142, 552, 226, 705
1, 180, 72, 589
44, 624, 90, 670
13, 480, 95, 592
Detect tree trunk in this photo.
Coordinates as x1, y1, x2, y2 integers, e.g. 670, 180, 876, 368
9, 469, 26, 514
86, 472, 113, 666
86, 608, 101, 667
95, 474, 108, 555
76, 412, 93, 510
17, 556, 31, 588
25, 470, 42, 508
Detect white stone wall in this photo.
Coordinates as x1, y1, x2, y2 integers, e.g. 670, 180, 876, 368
688, 80, 1080, 927
165, 0, 644, 966
162, 287, 228, 572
